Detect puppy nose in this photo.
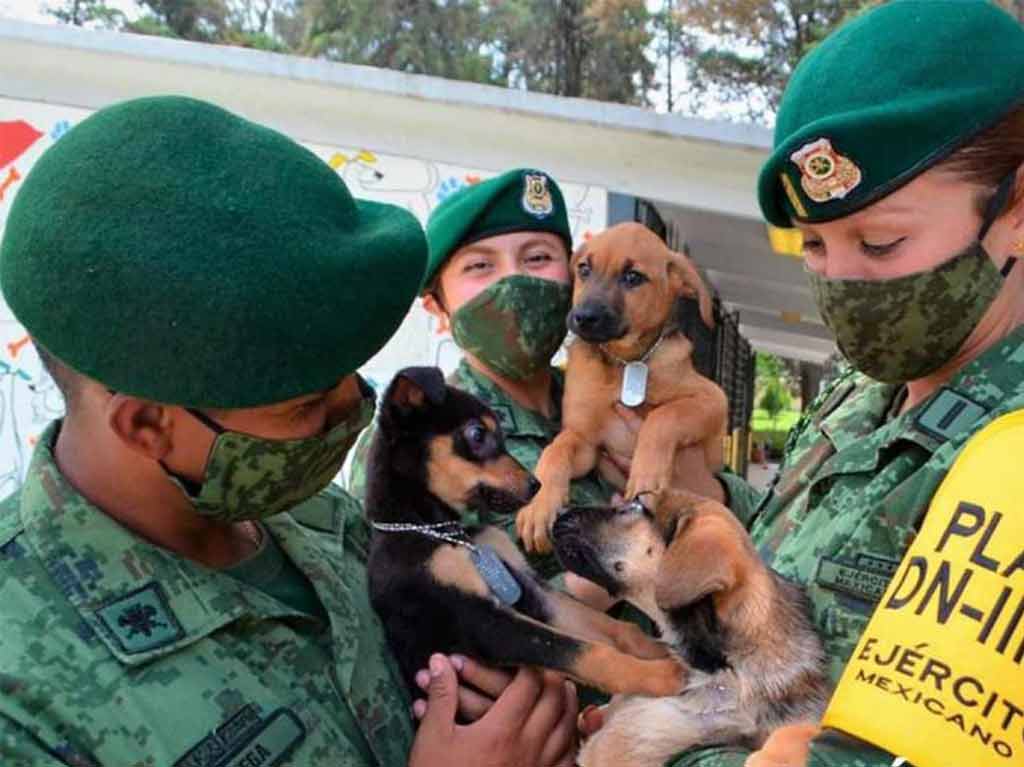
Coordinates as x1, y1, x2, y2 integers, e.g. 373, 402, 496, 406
526, 476, 542, 499
569, 306, 600, 333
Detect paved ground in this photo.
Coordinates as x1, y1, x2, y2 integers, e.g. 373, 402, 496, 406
746, 461, 780, 492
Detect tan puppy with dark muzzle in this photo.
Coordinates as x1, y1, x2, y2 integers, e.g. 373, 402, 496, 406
551, 489, 830, 767
516, 222, 728, 554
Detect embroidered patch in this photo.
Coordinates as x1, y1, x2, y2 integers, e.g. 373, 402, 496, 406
175, 706, 305, 767
95, 582, 184, 654
913, 387, 987, 443
789, 138, 862, 204
521, 173, 554, 218
816, 554, 900, 603
489, 404, 518, 434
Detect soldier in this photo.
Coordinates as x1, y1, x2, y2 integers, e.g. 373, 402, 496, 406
0, 97, 578, 767
659, 1, 1024, 765
348, 169, 610, 582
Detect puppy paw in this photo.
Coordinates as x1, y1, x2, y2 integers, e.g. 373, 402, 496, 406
515, 496, 558, 554
614, 623, 670, 660
640, 656, 689, 697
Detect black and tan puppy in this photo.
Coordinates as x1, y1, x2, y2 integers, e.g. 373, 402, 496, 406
552, 489, 829, 767
364, 366, 687, 701
517, 222, 729, 554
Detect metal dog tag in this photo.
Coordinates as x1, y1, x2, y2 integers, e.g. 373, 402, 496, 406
471, 544, 522, 606
620, 362, 649, 407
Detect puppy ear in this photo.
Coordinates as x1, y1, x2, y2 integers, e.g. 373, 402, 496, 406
387, 366, 447, 412
667, 246, 714, 329
654, 512, 739, 612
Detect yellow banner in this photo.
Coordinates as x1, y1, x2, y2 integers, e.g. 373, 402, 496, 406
823, 411, 1024, 766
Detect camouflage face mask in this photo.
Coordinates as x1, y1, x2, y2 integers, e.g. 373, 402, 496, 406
808, 242, 1012, 384
165, 384, 376, 523
809, 170, 1020, 385
450, 274, 571, 380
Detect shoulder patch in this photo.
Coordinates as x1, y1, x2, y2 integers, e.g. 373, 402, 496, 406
95, 581, 184, 654
914, 387, 987, 442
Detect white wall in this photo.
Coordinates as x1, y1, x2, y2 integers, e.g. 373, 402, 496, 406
0, 96, 607, 492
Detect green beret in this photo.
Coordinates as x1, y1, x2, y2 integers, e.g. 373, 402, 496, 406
758, 0, 1024, 227
1, 96, 427, 408
424, 168, 572, 289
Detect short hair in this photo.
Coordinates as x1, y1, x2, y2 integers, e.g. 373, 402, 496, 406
35, 343, 81, 413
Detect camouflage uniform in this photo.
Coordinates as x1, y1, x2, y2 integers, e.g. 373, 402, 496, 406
0, 423, 413, 767
672, 325, 1024, 767
348, 359, 616, 580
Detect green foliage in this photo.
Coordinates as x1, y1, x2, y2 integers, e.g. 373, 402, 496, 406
46, 0, 125, 28
674, 0, 876, 121
759, 378, 792, 428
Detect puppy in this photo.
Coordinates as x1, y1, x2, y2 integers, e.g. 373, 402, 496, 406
516, 222, 729, 553
552, 489, 829, 767
364, 366, 687, 700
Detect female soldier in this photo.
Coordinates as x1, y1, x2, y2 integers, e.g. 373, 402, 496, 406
663, 2, 1024, 765
349, 168, 618, 581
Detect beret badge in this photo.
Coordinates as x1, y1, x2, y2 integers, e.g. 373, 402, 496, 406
790, 138, 863, 205
522, 173, 555, 218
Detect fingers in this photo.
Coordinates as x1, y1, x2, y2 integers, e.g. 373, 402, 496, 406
484, 665, 544, 725
613, 402, 644, 433
451, 655, 513, 700
521, 671, 570, 753
564, 573, 617, 611
539, 680, 580, 767
578, 704, 605, 737
416, 654, 459, 737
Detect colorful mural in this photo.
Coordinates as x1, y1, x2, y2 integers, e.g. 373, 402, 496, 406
0, 97, 607, 494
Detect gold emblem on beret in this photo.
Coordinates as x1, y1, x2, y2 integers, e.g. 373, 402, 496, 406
790, 138, 862, 204
522, 173, 554, 218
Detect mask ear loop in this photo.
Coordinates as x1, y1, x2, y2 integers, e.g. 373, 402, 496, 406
978, 169, 1019, 278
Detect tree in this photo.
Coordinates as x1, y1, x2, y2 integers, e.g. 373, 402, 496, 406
671, 0, 876, 122
491, 0, 653, 105
46, 0, 125, 28
759, 378, 791, 430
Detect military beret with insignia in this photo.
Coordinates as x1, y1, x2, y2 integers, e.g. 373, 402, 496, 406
424, 168, 572, 289
758, 0, 1024, 227
0, 96, 427, 408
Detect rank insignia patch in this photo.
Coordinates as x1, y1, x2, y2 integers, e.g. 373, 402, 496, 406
521, 173, 554, 218
789, 138, 862, 204
95, 581, 184, 653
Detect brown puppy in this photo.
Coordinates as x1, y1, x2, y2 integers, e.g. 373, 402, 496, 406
516, 222, 728, 553
552, 489, 830, 767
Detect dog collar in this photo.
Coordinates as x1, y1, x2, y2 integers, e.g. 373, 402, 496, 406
598, 323, 673, 367
372, 520, 473, 548
371, 520, 523, 605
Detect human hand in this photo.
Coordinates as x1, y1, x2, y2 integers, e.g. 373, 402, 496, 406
412, 654, 513, 722
408, 654, 579, 767
601, 404, 725, 504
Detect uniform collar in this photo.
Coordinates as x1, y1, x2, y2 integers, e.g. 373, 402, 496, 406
450, 359, 563, 440
820, 324, 1024, 461
18, 423, 326, 667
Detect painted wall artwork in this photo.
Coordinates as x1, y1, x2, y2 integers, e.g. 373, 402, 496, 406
0, 97, 608, 495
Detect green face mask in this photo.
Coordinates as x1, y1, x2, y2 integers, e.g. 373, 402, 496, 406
165, 383, 376, 523
450, 274, 571, 381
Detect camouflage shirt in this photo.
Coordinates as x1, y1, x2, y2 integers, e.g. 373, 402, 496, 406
673, 326, 1024, 767
0, 423, 413, 767
347, 360, 616, 579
